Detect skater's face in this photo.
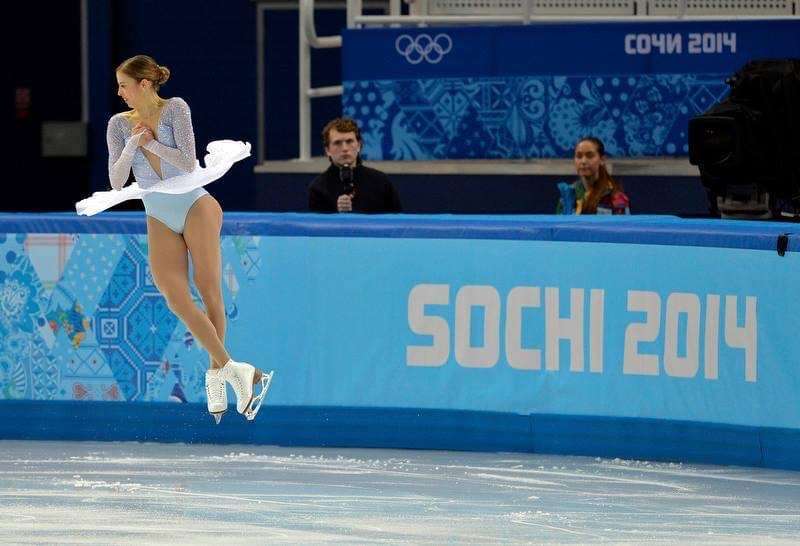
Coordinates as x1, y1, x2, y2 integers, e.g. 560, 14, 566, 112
574, 140, 605, 183
325, 129, 361, 167
116, 71, 152, 110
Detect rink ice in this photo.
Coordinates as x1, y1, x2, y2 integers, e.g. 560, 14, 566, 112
0, 440, 798, 544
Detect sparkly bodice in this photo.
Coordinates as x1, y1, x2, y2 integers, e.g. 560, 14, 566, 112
106, 97, 197, 190
129, 122, 181, 184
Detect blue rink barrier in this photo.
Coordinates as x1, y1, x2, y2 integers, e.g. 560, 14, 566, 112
0, 212, 799, 470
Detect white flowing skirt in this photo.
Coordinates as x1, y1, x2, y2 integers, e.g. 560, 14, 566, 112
75, 140, 251, 217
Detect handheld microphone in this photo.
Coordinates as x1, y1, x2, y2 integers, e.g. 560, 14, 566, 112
339, 164, 354, 194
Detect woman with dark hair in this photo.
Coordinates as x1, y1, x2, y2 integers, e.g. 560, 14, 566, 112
557, 137, 630, 215
81, 55, 272, 423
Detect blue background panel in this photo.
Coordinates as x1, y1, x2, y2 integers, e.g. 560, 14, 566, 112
342, 20, 800, 159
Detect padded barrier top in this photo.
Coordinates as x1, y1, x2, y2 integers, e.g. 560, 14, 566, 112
1, 212, 798, 253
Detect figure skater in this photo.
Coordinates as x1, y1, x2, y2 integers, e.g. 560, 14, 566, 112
103, 55, 272, 423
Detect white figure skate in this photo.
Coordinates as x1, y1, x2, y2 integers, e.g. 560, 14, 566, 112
222, 360, 274, 421
205, 368, 228, 424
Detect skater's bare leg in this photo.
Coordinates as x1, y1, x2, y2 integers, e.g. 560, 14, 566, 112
183, 195, 227, 370
147, 216, 230, 366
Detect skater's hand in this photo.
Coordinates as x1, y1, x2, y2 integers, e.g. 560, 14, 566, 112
132, 122, 154, 146
337, 193, 353, 213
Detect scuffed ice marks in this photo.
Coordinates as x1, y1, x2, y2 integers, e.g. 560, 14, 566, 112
67, 477, 144, 493
1, 441, 799, 544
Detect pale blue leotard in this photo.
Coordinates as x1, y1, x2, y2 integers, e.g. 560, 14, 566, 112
106, 97, 207, 234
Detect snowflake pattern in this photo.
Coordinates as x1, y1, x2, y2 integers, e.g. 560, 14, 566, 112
0, 252, 46, 338
344, 73, 728, 159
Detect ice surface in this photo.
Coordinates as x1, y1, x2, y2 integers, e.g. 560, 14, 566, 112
0, 441, 798, 544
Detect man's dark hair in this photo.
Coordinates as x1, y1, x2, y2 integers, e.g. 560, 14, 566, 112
322, 117, 362, 148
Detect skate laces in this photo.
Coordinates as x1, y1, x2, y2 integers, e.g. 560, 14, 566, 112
213, 378, 225, 401
205, 372, 226, 402
226, 367, 246, 395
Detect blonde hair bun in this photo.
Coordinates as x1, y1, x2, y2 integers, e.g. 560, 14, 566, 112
157, 65, 171, 86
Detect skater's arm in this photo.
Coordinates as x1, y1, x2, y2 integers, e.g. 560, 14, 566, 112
142, 97, 196, 173
107, 115, 141, 191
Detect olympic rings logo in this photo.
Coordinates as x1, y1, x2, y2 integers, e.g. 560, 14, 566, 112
395, 33, 453, 64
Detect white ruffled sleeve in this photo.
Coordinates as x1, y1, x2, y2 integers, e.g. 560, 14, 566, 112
142, 97, 196, 173
106, 115, 140, 191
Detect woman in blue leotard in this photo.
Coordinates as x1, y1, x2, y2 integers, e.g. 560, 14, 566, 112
107, 55, 271, 423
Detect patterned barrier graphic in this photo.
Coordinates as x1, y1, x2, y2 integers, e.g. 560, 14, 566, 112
0, 232, 261, 404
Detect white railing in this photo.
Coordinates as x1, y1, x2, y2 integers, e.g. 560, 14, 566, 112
289, 0, 797, 163
298, 0, 343, 161
352, 0, 797, 25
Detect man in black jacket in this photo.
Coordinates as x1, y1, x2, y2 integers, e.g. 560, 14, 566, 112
308, 117, 402, 213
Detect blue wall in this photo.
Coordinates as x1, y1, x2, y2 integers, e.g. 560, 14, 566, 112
1, 213, 799, 468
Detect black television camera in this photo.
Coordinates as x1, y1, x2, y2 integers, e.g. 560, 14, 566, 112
688, 59, 800, 219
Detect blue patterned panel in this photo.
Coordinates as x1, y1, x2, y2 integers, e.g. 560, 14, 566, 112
93, 238, 180, 401
28, 333, 59, 400
126, 294, 177, 362
0, 248, 46, 339
103, 348, 139, 401
0, 236, 67, 401
59, 235, 127, 314
344, 74, 729, 160
342, 21, 800, 160
1, 332, 33, 399
99, 249, 138, 310
153, 328, 208, 403
0, 231, 221, 404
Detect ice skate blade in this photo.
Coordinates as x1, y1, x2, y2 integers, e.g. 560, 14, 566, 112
211, 411, 226, 425
244, 371, 274, 422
